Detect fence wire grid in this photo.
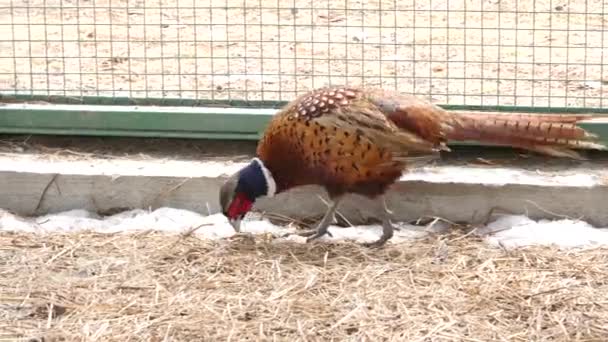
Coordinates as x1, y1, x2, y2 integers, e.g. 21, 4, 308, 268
0, 0, 606, 108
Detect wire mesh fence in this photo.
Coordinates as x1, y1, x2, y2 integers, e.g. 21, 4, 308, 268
0, 0, 606, 108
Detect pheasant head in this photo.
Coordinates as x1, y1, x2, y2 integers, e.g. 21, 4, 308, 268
219, 158, 277, 232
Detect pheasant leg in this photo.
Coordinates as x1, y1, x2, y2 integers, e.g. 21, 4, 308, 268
297, 198, 341, 242
363, 196, 395, 248
363, 216, 395, 248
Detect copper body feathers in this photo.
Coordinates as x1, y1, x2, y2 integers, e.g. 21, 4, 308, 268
256, 86, 605, 199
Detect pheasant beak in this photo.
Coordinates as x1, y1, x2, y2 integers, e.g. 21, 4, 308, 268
229, 217, 242, 232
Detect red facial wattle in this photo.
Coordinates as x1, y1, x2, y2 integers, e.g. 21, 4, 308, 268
227, 192, 253, 219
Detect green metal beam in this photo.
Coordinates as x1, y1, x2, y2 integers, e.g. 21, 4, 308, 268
2, 102, 608, 146
0, 103, 271, 140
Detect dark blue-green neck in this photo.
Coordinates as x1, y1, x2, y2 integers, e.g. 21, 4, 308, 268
236, 158, 277, 201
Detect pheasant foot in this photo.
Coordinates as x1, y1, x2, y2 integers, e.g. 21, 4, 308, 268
294, 197, 341, 242
363, 217, 395, 248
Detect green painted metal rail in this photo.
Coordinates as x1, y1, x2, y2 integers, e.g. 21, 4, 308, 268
2, 94, 608, 145
0, 103, 271, 140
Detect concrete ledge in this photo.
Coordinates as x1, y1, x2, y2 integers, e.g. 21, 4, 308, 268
1, 149, 608, 226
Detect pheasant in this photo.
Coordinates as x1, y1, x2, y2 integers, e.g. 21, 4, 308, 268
219, 86, 606, 247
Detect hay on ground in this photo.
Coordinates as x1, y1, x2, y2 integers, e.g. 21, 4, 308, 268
2, 230, 608, 341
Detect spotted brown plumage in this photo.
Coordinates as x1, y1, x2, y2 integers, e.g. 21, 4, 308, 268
219, 86, 606, 247
257, 87, 446, 199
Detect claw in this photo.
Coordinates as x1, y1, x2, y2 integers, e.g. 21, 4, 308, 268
297, 228, 333, 241
363, 217, 394, 248
288, 196, 342, 243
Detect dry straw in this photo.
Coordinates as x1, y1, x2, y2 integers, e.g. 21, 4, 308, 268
2, 227, 608, 341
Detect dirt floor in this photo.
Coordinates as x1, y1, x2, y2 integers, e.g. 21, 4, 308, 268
2, 229, 608, 341
1, 0, 607, 107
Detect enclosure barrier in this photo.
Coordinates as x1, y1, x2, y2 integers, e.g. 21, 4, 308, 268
1, 0, 607, 141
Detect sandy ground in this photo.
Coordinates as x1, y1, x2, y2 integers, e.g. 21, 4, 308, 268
1, 0, 607, 107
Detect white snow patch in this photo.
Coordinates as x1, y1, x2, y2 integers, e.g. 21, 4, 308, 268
401, 166, 601, 187
0, 207, 427, 244
0, 153, 245, 178
1, 207, 608, 249
483, 215, 608, 249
